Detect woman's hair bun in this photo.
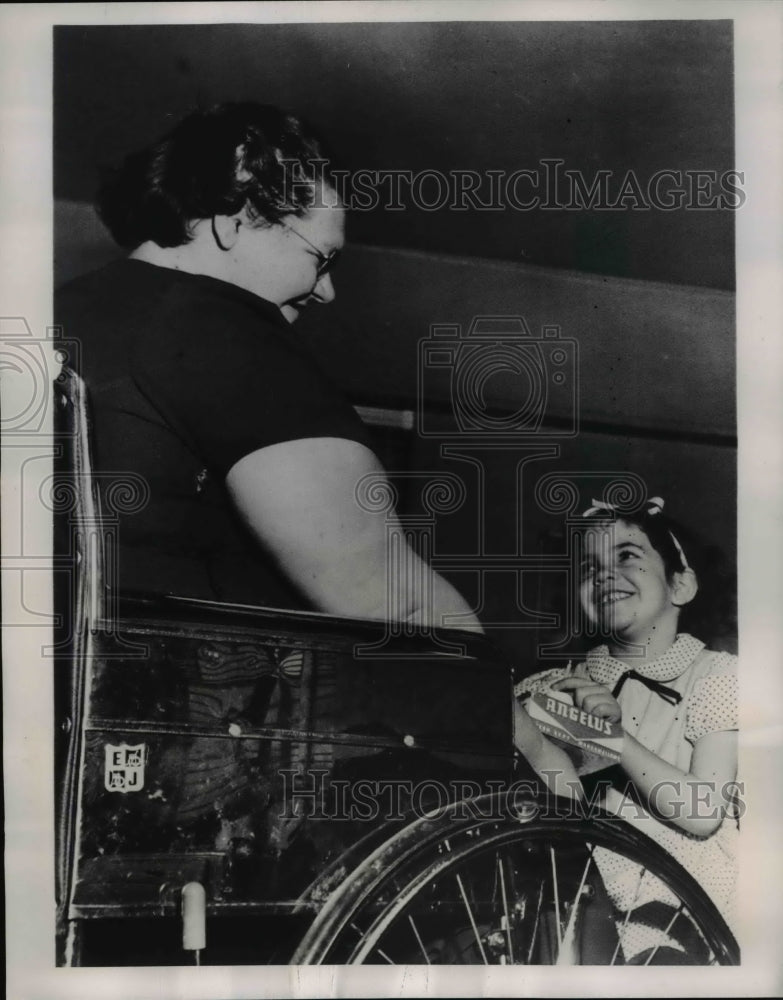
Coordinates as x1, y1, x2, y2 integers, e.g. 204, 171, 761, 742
97, 102, 336, 249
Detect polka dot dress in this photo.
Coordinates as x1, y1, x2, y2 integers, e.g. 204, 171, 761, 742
517, 635, 739, 962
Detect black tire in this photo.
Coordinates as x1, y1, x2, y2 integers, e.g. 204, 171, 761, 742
292, 793, 738, 965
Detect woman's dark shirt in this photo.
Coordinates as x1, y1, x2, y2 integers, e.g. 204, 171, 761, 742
54, 258, 371, 608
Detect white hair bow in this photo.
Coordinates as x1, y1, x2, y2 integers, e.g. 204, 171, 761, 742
581, 495, 690, 570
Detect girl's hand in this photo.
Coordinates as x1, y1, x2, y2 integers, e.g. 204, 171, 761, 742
512, 698, 582, 801
550, 677, 622, 723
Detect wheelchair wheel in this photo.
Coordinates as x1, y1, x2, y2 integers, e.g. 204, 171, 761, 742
292, 793, 738, 965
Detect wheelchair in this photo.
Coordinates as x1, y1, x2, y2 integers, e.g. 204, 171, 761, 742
52, 366, 738, 967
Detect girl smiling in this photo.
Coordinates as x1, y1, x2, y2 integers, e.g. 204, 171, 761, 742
516, 496, 739, 962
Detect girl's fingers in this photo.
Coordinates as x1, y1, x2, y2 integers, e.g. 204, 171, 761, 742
580, 694, 621, 720
551, 677, 604, 696
549, 678, 622, 721
550, 677, 583, 692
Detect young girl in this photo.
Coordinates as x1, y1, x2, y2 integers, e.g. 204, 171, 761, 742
515, 496, 738, 963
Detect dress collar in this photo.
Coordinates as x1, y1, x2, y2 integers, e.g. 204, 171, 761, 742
122, 258, 291, 330
586, 633, 705, 688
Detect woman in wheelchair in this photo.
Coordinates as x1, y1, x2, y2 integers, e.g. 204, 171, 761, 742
515, 496, 738, 963
55, 101, 487, 632
55, 102, 591, 966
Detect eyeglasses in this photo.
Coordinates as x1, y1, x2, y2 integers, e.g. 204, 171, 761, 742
284, 223, 341, 278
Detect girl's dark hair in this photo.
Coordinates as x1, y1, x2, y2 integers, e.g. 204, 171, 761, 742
97, 102, 337, 249
580, 504, 737, 649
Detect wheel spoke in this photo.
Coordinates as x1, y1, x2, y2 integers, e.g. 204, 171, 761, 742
376, 947, 395, 964
610, 865, 646, 965
497, 853, 515, 964
643, 905, 683, 966
408, 914, 431, 965
557, 848, 593, 965
526, 879, 545, 965
549, 847, 563, 953
456, 871, 488, 964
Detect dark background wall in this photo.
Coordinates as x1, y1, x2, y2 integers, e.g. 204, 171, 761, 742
53, 20, 737, 666
55, 21, 734, 288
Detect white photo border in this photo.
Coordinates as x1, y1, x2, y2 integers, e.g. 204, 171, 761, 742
2, 2, 781, 997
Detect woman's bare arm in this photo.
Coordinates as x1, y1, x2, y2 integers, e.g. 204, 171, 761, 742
225, 437, 482, 631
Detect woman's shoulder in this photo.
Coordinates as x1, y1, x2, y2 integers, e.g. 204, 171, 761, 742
125, 264, 303, 373
56, 258, 134, 311
150, 266, 284, 332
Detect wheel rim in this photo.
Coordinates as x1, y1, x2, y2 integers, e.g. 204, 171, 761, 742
293, 794, 738, 966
